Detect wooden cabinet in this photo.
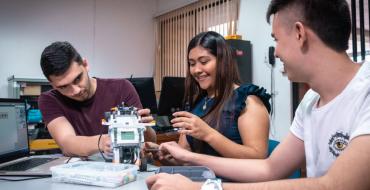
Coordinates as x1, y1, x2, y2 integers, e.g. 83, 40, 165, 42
156, 131, 180, 144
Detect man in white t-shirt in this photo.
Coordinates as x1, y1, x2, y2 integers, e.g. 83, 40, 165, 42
146, 0, 370, 189
292, 61, 370, 177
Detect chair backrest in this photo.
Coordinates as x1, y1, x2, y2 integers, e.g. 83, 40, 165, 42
128, 77, 158, 114
268, 139, 301, 178
157, 77, 185, 116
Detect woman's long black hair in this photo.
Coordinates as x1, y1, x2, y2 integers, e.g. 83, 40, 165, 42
184, 31, 241, 153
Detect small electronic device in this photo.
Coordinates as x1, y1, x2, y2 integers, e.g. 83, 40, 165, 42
102, 104, 147, 171
156, 166, 216, 181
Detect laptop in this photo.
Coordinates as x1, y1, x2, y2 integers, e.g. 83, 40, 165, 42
0, 98, 66, 176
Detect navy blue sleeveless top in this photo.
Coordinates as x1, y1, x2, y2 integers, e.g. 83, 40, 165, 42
186, 84, 271, 156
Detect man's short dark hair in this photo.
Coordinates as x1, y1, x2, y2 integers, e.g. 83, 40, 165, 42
266, 0, 351, 52
40, 41, 83, 79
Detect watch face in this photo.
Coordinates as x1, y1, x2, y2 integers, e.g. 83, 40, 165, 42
201, 179, 222, 190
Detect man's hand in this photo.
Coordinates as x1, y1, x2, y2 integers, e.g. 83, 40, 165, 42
138, 108, 154, 123
138, 108, 157, 142
143, 142, 160, 160
146, 173, 201, 190
144, 142, 174, 163
158, 141, 194, 164
99, 134, 112, 155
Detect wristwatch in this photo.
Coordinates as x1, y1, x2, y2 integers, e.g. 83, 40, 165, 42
201, 179, 223, 190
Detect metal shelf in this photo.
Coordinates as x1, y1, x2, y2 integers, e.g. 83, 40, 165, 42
8, 75, 50, 98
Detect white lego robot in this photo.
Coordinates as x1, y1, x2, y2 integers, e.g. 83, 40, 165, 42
102, 104, 147, 171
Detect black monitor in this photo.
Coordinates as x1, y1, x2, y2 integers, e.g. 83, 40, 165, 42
127, 77, 158, 114
157, 77, 186, 116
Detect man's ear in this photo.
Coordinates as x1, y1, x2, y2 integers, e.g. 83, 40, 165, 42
294, 22, 307, 46
82, 58, 89, 72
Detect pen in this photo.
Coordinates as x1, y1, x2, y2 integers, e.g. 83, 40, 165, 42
145, 148, 160, 152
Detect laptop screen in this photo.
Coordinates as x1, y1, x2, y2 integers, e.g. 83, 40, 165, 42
0, 99, 28, 163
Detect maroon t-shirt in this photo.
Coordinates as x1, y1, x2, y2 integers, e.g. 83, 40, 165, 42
38, 78, 142, 136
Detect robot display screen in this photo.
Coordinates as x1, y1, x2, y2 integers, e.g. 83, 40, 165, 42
121, 131, 135, 140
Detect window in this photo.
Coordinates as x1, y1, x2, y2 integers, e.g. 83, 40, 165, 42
347, 0, 370, 62
154, 0, 240, 90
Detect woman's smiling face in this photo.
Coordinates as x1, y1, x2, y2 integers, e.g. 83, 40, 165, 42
188, 46, 217, 96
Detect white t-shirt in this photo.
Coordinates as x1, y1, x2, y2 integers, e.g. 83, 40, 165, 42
290, 61, 370, 177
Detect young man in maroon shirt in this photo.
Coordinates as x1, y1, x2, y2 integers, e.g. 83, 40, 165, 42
39, 41, 156, 157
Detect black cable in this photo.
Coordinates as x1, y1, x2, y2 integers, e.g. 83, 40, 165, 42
98, 131, 109, 162
65, 157, 73, 164
0, 176, 50, 181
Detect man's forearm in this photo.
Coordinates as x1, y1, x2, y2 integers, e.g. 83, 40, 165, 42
60, 127, 155, 157
60, 135, 101, 156
190, 153, 272, 182
223, 177, 328, 190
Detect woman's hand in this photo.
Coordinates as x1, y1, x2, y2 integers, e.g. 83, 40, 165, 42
171, 111, 217, 142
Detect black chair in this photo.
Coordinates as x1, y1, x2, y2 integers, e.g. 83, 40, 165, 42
128, 77, 158, 114
157, 76, 186, 116
153, 77, 186, 130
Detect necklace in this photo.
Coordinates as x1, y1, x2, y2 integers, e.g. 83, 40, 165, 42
202, 96, 211, 110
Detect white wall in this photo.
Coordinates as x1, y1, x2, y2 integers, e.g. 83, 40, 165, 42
0, 0, 293, 140
0, 0, 156, 98
238, 0, 292, 141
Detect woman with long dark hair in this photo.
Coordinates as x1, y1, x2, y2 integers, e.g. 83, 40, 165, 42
145, 31, 270, 164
